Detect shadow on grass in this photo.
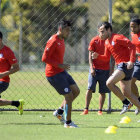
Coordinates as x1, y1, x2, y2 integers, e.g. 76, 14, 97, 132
1, 122, 61, 126
80, 125, 140, 129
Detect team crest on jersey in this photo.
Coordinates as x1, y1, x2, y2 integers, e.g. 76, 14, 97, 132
0, 53, 3, 58
138, 37, 140, 41
105, 41, 108, 45
112, 41, 115, 46
94, 41, 98, 44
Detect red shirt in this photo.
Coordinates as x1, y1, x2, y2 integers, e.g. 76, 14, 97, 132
88, 36, 110, 70
0, 46, 18, 83
98, 34, 136, 64
131, 32, 140, 61
42, 34, 65, 77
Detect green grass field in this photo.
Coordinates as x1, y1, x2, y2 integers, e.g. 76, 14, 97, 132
2, 71, 130, 110
1, 111, 140, 140
1, 71, 140, 140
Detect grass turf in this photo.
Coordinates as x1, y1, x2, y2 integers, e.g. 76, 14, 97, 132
2, 71, 132, 110
0, 111, 140, 140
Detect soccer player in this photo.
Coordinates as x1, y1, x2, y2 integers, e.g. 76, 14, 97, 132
130, 18, 140, 115
0, 31, 24, 115
81, 24, 114, 116
42, 20, 80, 128
92, 22, 140, 114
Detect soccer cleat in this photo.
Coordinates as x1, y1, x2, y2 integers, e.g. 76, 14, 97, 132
80, 109, 88, 115
17, 99, 24, 115
98, 111, 103, 115
120, 103, 133, 115
135, 108, 139, 115
64, 121, 78, 128
53, 110, 65, 124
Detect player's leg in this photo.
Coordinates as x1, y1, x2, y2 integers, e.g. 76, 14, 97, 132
0, 81, 24, 115
63, 72, 79, 128
80, 90, 93, 115
98, 93, 106, 115
53, 71, 80, 120
106, 69, 126, 100
131, 78, 140, 115
0, 99, 12, 106
47, 71, 77, 126
120, 80, 140, 110
54, 84, 80, 118
63, 91, 78, 128
131, 77, 139, 97
81, 70, 97, 115
131, 65, 140, 114
69, 84, 80, 101
98, 70, 109, 115
106, 69, 132, 114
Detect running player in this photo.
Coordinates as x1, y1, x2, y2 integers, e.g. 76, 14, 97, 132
0, 31, 24, 115
81, 24, 114, 116
130, 18, 140, 115
92, 22, 140, 114
42, 20, 80, 128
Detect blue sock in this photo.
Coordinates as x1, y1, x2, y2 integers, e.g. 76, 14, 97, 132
64, 104, 68, 120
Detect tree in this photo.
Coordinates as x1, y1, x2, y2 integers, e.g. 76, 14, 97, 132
102, 0, 140, 37
2, 0, 89, 63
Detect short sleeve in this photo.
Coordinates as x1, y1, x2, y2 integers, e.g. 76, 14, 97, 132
88, 39, 97, 52
6, 48, 18, 65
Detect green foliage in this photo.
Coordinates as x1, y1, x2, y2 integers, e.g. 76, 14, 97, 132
1, 0, 89, 63
102, 0, 140, 37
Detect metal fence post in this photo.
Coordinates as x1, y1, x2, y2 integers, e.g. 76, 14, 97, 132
19, 12, 23, 70
107, 0, 112, 113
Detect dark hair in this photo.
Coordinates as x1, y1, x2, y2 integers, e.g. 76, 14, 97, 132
131, 18, 140, 25
58, 20, 72, 29
98, 22, 112, 31
0, 31, 3, 39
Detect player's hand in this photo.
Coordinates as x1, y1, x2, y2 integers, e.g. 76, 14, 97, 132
0, 73, 6, 79
58, 64, 70, 70
126, 62, 134, 69
90, 68, 96, 76
92, 52, 99, 59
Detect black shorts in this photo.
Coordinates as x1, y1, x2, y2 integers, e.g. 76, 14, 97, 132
88, 69, 110, 93
0, 81, 9, 94
117, 63, 134, 81
132, 62, 140, 80
47, 71, 76, 95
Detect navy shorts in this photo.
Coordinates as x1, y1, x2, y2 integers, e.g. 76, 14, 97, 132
117, 63, 134, 81
0, 81, 9, 94
132, 64, 140, 80
47, 71, 76, 95
88, 69, 110, 93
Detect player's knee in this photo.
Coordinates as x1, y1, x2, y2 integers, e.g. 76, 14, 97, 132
65, 92, 73, 102
124, 93, 131, 98
76, 87, 80, 96
122, 89, 131, 98
73, 87, 80, 97
106, 80, 112, 89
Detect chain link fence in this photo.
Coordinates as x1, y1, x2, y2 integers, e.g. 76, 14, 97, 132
1, 0, 139, 111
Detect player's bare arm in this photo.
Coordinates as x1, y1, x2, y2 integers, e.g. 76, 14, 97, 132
0, 63, 19, 79
126, 61, 134, 69
110, 56, 115, 75
92, 52, 99, 59
58, 64, 70, 71
89, 51, 95, 76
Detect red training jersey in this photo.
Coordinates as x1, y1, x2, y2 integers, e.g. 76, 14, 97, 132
88, 36, 110, 70
42, 34, 65, 77
131, 32, 140, 61
0, 45, 18, 83
98, 34, 136, 64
